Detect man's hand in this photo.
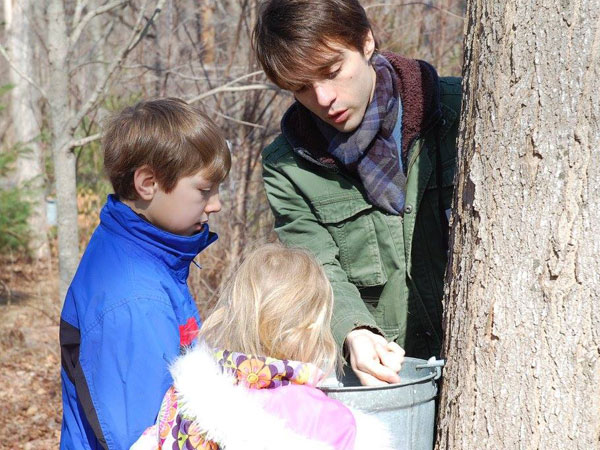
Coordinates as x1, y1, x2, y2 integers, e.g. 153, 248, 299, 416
345, 328, 405, 386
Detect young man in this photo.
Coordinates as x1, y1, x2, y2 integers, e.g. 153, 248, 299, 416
60, 98, 231, 449
253, 0, 461, 385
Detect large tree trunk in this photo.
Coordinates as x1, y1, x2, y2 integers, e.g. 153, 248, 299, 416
436, 0, 600, 448
47, 0, 79, 301
5, 0, 48, 259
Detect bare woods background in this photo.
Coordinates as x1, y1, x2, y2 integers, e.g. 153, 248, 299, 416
0, 1, 464, 447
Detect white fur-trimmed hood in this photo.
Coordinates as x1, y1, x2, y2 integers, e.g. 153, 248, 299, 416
169, 344, 394, 450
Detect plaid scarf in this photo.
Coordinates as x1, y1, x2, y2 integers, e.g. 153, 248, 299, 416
312, 54, 405, 215
281, 53, 441, 216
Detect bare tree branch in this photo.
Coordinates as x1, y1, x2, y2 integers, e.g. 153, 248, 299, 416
71, 9, 116, 71
365, 2, 465, 20
188, 84, 276, 103
161, 68, 227, 82
0, 43, 47, 99
120, 62, 190, 73
213, 111, 266, 129
71, 0, 166, 131
69, 0, 128, 50
186, 69, 275, 102
70, 133, 101, 148
209, 70, 264, 83
70, 60, 111, 74
4, 0, 13, 29
73, 0, 90, 28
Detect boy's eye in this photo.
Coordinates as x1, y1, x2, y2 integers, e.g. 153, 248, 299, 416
294, 84, 309, 93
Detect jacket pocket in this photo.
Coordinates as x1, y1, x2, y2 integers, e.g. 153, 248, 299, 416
362, 278, 406, 342
312, 193, 388, 287
360, 286, 382, 318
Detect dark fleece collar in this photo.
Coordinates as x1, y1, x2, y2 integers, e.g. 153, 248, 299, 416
382, 52, 442, 162
281, 51, 442, 172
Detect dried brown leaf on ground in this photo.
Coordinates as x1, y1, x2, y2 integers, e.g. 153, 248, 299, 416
0, 257, 61, 450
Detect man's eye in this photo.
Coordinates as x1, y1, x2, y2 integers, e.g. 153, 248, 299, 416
326, 67, 341, 80
294, 84, 309, 93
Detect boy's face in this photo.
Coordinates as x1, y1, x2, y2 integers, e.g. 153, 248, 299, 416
292, 33, 377, 133
145, 169, 222, 236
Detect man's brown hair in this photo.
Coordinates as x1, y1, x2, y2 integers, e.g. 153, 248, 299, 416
252, 0, 376, 91
103, 98, 231, 200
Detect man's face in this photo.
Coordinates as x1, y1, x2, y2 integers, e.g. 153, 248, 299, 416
292, 33, 377, 133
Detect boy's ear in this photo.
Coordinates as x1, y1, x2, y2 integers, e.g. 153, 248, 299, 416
132, 165, 158, 201
364, 30, 375, 60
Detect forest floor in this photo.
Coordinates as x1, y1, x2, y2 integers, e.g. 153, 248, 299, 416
0, 257, 61, 449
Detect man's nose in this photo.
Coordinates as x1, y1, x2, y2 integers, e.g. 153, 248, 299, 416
313, 83, 336, 107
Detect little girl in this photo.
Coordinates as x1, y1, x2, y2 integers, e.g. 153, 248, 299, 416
132, 244, 392, 450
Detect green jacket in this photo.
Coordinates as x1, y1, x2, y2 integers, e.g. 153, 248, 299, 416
262, 77, 461, 359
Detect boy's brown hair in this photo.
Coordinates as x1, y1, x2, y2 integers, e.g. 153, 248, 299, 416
103, 98, 231, 200
252, 0, 376, 91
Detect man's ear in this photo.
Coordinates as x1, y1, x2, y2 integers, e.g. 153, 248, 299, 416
363, 30, 375, 60
132, 165, 157, 201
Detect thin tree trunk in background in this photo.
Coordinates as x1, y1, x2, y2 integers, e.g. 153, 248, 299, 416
436, 0, 600, 448
6, 0, 48, 259
43, 0, 167, 301
200, 1, 215, 64
225, 137, 251, 281
47, 0, 79, 300
436, 0, 448, 71
153, 0, 173, 97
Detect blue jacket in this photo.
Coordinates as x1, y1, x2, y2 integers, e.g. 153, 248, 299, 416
60, 195, 217, 450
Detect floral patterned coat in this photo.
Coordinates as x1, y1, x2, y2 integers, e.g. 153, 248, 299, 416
131, 344, 393, 450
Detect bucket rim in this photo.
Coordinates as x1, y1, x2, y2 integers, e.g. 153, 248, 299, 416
319, 357, 438, 393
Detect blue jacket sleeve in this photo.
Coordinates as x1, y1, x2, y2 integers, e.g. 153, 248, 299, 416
79, 297, 181, 450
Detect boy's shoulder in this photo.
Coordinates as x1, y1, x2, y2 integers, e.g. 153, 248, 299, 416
62, 224, 175, 328
79, 221, 165, 284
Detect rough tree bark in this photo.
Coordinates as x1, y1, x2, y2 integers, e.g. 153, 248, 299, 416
436, 0, 600, 448
5, 0, 48, 259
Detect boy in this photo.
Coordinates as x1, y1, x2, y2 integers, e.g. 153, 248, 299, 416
60, 98, 231, 449
254, 0, 461, 385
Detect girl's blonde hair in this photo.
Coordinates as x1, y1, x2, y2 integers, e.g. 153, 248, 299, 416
199, 243, 338, 376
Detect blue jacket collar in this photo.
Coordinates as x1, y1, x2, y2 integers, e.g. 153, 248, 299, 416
99, 195, 218, 278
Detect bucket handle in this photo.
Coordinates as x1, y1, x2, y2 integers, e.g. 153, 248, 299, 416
415, 357, 445, 381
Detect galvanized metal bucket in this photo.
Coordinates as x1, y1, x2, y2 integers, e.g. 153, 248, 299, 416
320, 357, 444, 450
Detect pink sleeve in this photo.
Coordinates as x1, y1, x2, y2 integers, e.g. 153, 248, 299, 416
248, 385, 356, 449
